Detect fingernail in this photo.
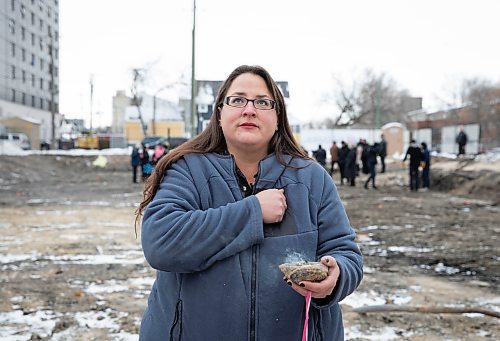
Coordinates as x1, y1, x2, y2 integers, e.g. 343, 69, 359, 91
325, 259, 329, 264
299, 283, 305, 287
287, 281, 293, 286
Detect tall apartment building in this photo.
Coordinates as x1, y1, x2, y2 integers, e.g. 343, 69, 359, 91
0, 0, 60, 148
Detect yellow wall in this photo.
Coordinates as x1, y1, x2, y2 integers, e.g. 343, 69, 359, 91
124, 120, 185, 143
149, 121, 185, 137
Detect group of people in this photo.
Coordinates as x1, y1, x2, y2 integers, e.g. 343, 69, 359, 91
131, 143, 168, 183
314, 134, 387, 190
403, 139, 431, 191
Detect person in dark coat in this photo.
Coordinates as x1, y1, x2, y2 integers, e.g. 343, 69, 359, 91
131, 144, 141, 183
456, 127, 467, 156
378, 134, 387, 173
139, 144, 152, 181
338, 141, 349, 185
344, 142, 357, 186
403, 139, 423, 191
313, 144, 327, 168
364, 143, 378, 189
421, 142, 431, 190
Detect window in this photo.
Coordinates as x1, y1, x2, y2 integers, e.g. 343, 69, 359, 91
40, 78, 43, 89
22, 48, 26, 61
32, 95, 35, 106
31, 12, 35, 25
21, 26, 26, 40
12, 89, 16, 102
40, 59, 44, 71
22, 70, 26, 83
31, 53, 35, 66
40, 97, 44, 109
11, 0, 15, 11
31, 32, 35, 46
20, 4, 26, 18
22, 93, 26, 105
39, 18, 43, 30
11, 65, 16, 79
11, 42, 15, 57
39, 37, 44, 51
32, 74, 35, 86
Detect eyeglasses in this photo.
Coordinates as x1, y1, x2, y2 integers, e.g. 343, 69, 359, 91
224, 96, 276, 110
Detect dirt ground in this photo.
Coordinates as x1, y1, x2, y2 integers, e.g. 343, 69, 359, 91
0, 153, 499, 340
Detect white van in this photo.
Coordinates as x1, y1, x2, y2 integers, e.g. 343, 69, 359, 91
0, 133, 31, 150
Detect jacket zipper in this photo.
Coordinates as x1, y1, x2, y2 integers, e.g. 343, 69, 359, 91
230, 155, 265, 341
249, 161, 262, 341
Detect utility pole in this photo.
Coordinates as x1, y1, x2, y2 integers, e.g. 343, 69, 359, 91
190, 0, 197, 137
375, 79, 381, 130
49, 34, 56, 149
89, 75, 94, 136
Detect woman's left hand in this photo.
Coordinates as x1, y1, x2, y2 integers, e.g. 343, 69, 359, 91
286, 256, 340, 299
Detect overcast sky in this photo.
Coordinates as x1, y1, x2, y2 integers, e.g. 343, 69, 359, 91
59, 0, 500, 127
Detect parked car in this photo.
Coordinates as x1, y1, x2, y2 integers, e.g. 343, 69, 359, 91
141, 136, 189, 150
0, 132, 31, 150
141, 136, 167, 149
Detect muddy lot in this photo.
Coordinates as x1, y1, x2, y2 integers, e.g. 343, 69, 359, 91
0, 153, 499, 340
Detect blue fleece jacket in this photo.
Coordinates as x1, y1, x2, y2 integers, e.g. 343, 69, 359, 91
140, 153, 363, 340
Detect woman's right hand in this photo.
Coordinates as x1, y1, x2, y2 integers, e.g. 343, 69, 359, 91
255, 189, 287, 224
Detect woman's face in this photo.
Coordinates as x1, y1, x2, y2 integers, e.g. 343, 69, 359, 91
219, 73, 278, 156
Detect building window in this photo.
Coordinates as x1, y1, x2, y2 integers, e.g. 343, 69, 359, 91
11, 0, 15, 11
12, 89, 16, 102
40, 98, 44, 109
31, 11, 35, 25
11, 42, 15, 57
48, 25, 52, 36
22, 48, 26, 61
31, 32, 35, 46
20, 4, 26, 18
40, 59, 44, 71
32, 74, 35, 87
47, 6, 51, 18
31, 53, 35, 66
40, 78, 43, 89
39, 37, 44, 51
22, 93, 26, 105
39, 18, 43, 30
11, 65, 16, 79
22, 70, 26, 83
21, 26, 26, 40
32, 95, 36, 106
55, 30, 58, 42
9, 19, 15, 34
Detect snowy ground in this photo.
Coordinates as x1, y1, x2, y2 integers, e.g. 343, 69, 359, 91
0, 152, 499, 340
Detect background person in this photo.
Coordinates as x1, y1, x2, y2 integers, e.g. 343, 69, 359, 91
135, 65, 363, 341
378, 134, 387, 173
131, 143, 141, 183
403, 139, 423, 191
456, 127, 468, 156
421, 142, 431, 190
313, 144, 327, 168
329, 141, 339, 176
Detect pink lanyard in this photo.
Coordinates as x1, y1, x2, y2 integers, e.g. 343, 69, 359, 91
301, 291, 312, 341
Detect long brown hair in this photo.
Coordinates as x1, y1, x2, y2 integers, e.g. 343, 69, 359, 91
135, 65, 308, 229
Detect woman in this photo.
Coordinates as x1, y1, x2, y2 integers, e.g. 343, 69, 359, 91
136, 65, 363, 340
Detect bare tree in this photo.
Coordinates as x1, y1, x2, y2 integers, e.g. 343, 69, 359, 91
324, 70, 414, 127
130, 68, 148, 137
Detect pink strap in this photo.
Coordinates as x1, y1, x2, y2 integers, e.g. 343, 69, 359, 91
301, 291, 312, 341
